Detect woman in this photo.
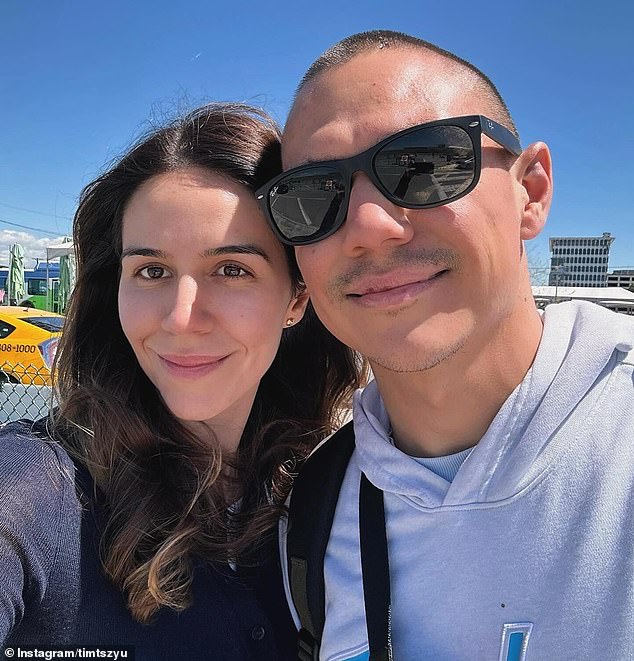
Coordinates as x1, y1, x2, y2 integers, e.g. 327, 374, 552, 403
0, 103, 362, 659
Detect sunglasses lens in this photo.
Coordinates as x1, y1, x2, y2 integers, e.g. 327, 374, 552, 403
267, 167, 346, 243
374, 126, 475, 206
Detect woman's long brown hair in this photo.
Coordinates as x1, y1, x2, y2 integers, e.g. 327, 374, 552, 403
53, 103, 364, 623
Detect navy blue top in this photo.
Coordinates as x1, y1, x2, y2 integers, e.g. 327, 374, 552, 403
0, 419, 297, 660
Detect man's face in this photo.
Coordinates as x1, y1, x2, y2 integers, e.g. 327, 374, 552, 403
284, 49, 540, 374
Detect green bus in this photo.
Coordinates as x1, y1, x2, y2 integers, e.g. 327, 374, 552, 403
0, 263, 61, 312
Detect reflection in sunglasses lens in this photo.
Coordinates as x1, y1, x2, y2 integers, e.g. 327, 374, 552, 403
375, 126, 475, 205
270, 168, 345, 241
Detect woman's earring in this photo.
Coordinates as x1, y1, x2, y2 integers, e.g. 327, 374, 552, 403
285, 318, 294, 327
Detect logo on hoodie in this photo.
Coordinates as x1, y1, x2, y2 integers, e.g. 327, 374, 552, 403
499, 623, 533, 661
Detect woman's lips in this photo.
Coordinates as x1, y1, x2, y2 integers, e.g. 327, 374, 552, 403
157, 354, 229, 378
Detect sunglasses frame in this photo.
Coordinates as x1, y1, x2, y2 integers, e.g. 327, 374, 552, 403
257, 115, 522, 246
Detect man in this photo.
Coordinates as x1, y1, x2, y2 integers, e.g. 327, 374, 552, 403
260, 31, 634, 660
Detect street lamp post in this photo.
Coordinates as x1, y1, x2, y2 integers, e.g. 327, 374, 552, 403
551, 264, 568, 303
550, 257, 569, 304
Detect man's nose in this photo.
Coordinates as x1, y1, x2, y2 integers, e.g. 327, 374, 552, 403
339, 172, 414, 257
161, 276, 209, 334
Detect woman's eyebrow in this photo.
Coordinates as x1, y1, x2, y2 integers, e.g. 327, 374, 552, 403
120, 245, 271, 262
203, 245, 270, 262
120, 247, 166, 259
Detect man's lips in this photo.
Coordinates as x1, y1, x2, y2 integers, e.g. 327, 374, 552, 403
346, 269, 449, 308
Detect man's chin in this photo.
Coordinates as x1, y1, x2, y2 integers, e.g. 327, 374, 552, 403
364, 335, 467, 375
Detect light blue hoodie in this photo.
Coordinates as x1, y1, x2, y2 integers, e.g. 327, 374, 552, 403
282, 301, 634, 661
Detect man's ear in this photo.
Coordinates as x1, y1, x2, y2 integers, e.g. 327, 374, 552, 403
513, 142, 553, 241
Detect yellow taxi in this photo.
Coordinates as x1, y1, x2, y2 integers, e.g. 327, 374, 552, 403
0, 307, 64, 386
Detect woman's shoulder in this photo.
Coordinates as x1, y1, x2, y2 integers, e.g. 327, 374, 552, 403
0, 419, 85, 646
0, 416, 75, 474
0, 416, 83, 571
0, 418, 79, 512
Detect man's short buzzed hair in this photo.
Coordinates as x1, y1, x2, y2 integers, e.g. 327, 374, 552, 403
295, 30, 518, 138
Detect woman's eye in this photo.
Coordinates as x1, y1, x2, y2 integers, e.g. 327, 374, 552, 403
139, 266, 168, 279
217, 264, 250, 278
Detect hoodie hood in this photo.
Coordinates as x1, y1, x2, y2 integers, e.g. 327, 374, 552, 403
353, 301, 634, 509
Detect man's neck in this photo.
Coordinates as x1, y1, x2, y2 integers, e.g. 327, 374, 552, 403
371, 310, 544, 458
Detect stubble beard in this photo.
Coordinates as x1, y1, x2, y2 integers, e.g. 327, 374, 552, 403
365, 334, 466, 374
325, 245, 466, 374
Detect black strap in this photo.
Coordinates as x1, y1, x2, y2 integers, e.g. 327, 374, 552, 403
359, 473, 393, 661
287, 422, 356, 660
287, 422, 393, 660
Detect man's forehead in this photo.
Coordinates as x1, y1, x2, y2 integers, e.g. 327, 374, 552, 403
283, 49, 479, 167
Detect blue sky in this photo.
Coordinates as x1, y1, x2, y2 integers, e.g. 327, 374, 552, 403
1, 0, 632, 276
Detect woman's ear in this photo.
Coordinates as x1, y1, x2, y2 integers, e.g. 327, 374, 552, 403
514, 141, 553, 241
285, 288, 310, 327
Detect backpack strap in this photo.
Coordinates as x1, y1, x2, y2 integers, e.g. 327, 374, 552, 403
359, 473, 393, 661
287, 421, 356, 661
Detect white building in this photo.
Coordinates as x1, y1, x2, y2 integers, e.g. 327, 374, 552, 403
607, 269, 634, 291
549, 232, 614, 287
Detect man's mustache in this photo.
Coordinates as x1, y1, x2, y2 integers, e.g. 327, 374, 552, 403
326, 247, 461, 301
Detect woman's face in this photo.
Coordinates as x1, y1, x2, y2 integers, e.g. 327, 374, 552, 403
118, 167, 307, 437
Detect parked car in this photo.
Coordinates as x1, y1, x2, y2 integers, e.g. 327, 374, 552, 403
0, 307, 64, 386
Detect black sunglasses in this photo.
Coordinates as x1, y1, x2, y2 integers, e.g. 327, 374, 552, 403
256, 115, 521, 246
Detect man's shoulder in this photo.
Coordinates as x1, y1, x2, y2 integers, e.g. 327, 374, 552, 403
305, 420, 355, 460
547, 299, 634, 330
290, 421, 356, 507
544, 301, 634, 355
